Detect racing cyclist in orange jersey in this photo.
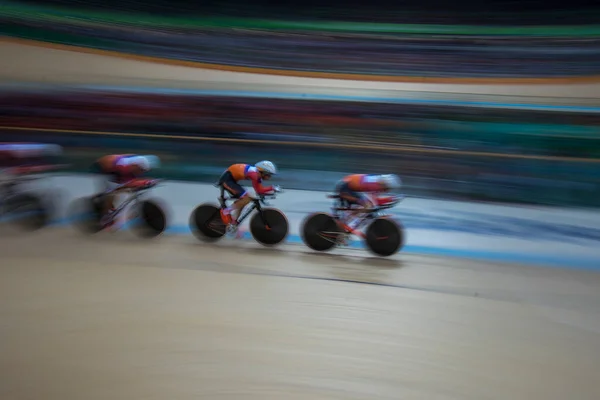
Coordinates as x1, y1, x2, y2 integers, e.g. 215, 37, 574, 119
0, 143, 63, 177
218, 160, 280, 226
90, 154, 160, 229
334, 173, 401, 235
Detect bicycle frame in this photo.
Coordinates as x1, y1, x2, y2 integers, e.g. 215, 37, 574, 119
96, 186, 153, 223
217, 185, 274, 227
330, 194, 403, 234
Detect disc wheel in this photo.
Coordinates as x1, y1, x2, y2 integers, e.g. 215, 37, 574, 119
365, 217, 404, 257
190, 203, 226, 242
3, 194, 49, 231
301, 212, 343, 252
249, 208, 289, 246
131, 200, 167, 238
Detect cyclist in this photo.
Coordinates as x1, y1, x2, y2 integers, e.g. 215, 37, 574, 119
90, 154, 160, 229
334, 173, 401, 235
218, 160, 280, 227
0, 143, 62, 175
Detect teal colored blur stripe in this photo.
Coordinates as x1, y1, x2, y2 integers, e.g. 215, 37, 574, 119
2, 1, 600, 36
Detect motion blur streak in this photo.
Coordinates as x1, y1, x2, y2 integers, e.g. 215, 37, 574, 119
2, 1, 600, 399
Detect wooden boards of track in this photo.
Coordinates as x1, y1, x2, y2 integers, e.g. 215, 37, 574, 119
1, 231, 600, 399
2, 39, 600, 104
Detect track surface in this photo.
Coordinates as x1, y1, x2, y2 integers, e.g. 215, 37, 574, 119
2, 228, 600, 400
3, 39, 600, 399
2, 39, 600, 105
26, 174, 600, 269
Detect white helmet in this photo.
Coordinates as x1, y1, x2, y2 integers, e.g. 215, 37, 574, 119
379, 174, 401, 190
141, 155, 160, 169
128, 156, 150, 171
255, 160, 277, 175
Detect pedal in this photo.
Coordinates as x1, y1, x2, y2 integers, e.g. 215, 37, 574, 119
336, 233, 350, 246
234, 227, 245, 240
220, 209, 233, 225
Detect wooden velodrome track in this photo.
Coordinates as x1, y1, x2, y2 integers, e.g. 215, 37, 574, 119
2, 40, 600, 399
2, 228, 600, 400
2, 38, 600, 105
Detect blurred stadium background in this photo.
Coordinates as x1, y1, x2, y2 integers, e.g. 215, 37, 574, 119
2, 0, 600, 207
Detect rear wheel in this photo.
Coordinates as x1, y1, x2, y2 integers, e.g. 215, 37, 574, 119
365, 217, 404, 257
250, 208, 288, 246
3, 194, 49, 231
301, 212, 343, 252
190, 203, 226, 242
131, 200, 167, 238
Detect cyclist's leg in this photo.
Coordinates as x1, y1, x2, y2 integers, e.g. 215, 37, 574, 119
221, 176, 250, 223
88, 161, 111, 220
339, 182, 371, 211
338, 181, 360, 205
100, 173, 123, 226
339, 197, 367, 237
335, 183, 360, 229
333, 180, 349, 209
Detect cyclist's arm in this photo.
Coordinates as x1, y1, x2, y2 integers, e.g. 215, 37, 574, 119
247, 171, 274, 195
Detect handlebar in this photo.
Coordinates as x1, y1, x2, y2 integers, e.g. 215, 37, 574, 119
256, 193, 279, 205
219, 191, 279, 206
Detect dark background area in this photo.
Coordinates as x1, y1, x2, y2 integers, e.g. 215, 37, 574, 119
18, 0, 600, 24
3, 0, 600, 207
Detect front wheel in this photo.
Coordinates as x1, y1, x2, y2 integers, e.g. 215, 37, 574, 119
301, 212, 343, 252
365, 217, 404, 257
250, 208, 288, 246
131, 200, 167, 238
190, 203, 226, 242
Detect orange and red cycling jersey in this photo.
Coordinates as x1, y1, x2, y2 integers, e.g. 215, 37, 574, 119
96, 154, 144, 183
341, 174, 395, 207
343, 174, 386, 193
97, 154, 131, 174
227, 163, 274, 196
0, 143, 61, 174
